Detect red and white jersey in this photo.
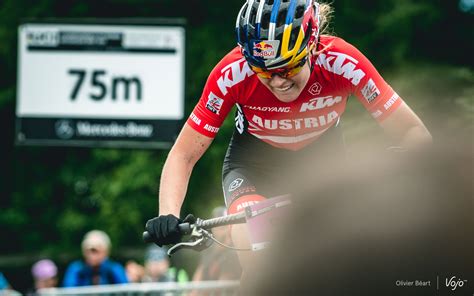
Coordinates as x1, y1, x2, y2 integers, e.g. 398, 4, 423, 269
187, 36, 403, 151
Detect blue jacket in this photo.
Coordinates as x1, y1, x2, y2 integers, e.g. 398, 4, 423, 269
63, 259, 128, 287
0, 272, 9, 289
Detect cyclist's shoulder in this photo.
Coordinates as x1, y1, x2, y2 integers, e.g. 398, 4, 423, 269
318, 35, 361, 54
205, 46, 256, 96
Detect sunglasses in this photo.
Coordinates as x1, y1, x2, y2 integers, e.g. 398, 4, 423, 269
249, 57, 307, 79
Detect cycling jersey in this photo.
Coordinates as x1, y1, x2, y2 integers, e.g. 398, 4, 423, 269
187, 36, 403, 151
222, 123, 346, 213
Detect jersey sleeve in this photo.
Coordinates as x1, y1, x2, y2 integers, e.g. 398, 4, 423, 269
186, 53, 239, 138
338, 40, 403, 122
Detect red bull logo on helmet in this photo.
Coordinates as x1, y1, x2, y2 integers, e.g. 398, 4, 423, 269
253, 40, 279, 59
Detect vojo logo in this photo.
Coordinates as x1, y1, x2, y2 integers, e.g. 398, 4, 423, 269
25, 28, 59, 47
253, 40, 279, 59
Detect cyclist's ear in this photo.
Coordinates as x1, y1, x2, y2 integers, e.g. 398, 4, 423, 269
182, 214, 196, 224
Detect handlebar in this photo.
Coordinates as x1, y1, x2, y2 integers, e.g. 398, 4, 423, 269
143, 196, 291, 255
142, 211, 247, 245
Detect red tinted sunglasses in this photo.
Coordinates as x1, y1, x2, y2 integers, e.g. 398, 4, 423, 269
249, 57, 307, 79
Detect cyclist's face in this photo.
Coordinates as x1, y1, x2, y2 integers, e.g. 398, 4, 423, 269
256, 61, 311, 103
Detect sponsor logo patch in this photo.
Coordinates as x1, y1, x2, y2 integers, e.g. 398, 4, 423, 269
252, 40, 280, 59
229, 178, 244, 192
308, 82, 322, 95
206, 93, 224, 114
300, 96, 343, 112
361, 79, 380, 103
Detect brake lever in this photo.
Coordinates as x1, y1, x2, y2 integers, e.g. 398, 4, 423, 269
167, 234, 214, 255
168, 236, 204, 256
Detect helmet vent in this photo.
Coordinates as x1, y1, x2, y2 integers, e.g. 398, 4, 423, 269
289, 27, 299, 49
250, 7, 257, 24
277, 9, 287, 27
295, 5, 304, 19
261, 12, 271, 29
299, 22, 312, 51
267, 0, 275, 5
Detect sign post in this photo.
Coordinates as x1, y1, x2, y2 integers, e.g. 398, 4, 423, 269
16, 19, 185, 148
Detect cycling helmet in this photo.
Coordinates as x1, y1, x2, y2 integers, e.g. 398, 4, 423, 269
236, 0, 320, 70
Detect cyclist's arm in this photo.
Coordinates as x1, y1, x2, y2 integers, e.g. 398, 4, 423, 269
159, 123, 213, 216
379, 101, 432, 149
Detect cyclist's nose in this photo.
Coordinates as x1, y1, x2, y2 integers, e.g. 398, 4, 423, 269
268, 74, 290, 87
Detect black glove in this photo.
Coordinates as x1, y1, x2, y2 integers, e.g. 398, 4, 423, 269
145, 214, 183, 247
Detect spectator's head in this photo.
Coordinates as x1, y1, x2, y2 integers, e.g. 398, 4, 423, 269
81, 230, 111, 267
144, 245, 169, 279
31, 259, 58, 289
125, 260, 145, 283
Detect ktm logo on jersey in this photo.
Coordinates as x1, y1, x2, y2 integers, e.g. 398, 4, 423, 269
317, 51, 366, 86
300, 96, 343, 112
217, 57, 254, 96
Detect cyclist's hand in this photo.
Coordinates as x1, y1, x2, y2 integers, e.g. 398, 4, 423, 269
145, 214, 183, 247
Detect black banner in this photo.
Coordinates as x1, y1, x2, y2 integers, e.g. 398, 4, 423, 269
16, 117, 182, 149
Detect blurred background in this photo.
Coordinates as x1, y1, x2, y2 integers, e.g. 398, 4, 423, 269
0, 0, 472, 293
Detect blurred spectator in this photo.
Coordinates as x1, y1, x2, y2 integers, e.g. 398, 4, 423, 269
27, 259, 58, 295
142, 245, 188, 283
0, 272, 21, 296
125, 260, 145, 283
62, 230, 128, 286
0, 272, 10, 289
192, 206, 241, 282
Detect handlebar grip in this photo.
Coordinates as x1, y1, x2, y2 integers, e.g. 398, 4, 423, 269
142, 231, 153, 243
142, 223, 191, 243
178, 223, 191, 235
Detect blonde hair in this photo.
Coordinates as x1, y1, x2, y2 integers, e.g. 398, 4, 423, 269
313, 2, 335, 55
318, 2, 334, 36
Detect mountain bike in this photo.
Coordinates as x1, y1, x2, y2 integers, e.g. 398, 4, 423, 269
143, 195, 292, 256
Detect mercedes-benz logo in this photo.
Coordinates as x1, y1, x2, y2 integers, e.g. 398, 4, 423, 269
55, 120, 75, 140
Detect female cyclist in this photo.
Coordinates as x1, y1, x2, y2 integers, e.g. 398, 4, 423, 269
146, 0, 432, 274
